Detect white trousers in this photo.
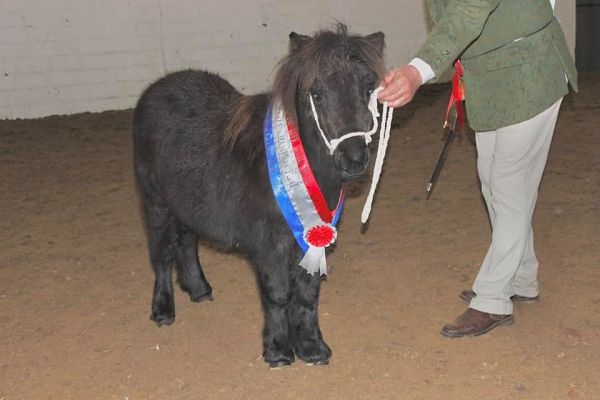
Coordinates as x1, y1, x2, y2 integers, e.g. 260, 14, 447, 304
469, 98, 563, 315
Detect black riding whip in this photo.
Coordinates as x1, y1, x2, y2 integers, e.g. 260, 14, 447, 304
425, 109, 458, 199
426, 59, 466, 199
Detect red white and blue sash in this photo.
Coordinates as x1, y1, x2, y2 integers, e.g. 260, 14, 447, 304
264, 100, 345, 275
264, 90, 393, 275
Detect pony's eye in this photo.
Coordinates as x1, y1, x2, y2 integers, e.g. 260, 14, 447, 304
310, 92, 322, 102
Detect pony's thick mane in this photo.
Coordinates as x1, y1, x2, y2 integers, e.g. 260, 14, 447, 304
223, 23, 385, 160
223, 93, 269, 162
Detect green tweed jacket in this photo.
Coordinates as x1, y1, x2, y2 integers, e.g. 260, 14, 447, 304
415, 0, 578, 131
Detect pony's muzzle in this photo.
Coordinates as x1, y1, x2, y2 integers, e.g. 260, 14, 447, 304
333, 138, 370, 180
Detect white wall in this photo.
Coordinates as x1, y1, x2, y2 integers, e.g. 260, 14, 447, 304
0, 0, 576, 120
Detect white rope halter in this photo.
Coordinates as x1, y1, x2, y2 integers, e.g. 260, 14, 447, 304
308, 87, 393, 224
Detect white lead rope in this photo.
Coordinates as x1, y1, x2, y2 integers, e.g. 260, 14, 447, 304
308, 87, 393, 224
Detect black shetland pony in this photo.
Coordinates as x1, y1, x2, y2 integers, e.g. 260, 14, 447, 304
133, 24, 385, 367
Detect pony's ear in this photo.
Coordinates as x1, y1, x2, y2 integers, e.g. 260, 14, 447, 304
364, 31, 385, 53
289, 32, 311, 53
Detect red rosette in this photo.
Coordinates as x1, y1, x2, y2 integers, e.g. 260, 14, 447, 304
304, 224, 337, 248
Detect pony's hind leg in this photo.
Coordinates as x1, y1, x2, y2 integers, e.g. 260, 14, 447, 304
175, 224, 213, 302
289, 267, 331, 365
142, 197, 178, 326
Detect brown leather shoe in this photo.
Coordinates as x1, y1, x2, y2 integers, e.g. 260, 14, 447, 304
441, 308, 513, 338
459, 289, 539, 304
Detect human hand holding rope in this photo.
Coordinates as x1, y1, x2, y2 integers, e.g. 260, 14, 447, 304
377, 65, 422, 108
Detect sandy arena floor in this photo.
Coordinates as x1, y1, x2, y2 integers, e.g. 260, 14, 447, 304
1, 74, 599, 400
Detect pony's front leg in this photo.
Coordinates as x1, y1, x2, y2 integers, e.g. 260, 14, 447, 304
289, 266, 331, 365
255, 253, 295, 368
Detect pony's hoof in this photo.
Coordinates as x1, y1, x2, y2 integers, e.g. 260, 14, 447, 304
294, 339, 331, 365
150, 313, 175, 327
268, 359, 293, 369
264, 348, 295, 368
305, 359, 330, 366
190, 292, 213, 303
180, 282, 213, 303
151, 294, 175, 326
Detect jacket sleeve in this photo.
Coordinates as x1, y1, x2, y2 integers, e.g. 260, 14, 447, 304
415, 0, 501, 78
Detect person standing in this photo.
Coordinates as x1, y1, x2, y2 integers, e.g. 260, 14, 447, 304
378, 0, 577, 337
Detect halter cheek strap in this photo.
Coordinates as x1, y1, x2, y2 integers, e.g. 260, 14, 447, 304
308, 87, 394, 224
